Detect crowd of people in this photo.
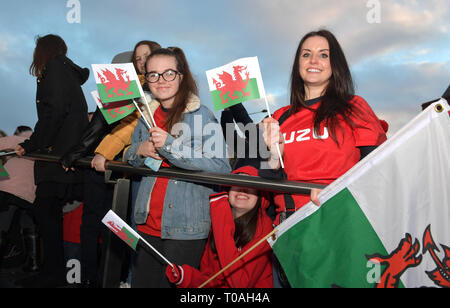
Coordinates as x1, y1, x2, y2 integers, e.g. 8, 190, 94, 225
0, 29, 389, 288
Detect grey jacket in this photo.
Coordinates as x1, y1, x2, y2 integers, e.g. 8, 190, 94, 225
125, 94, 231, 240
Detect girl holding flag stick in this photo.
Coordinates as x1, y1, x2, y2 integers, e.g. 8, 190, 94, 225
165, 161, 273, 288
125, 47, 230, 288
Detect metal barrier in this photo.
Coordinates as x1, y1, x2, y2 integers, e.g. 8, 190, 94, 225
24, 153, 325, 288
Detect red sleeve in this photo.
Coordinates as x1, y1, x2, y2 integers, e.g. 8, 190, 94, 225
272, 106, 291, 121
350, 96, 387, 147
177, 244, 224, 288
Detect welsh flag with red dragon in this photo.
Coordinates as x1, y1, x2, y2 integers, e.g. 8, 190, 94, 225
92, 63, 142, 104
206, 57, 266, 111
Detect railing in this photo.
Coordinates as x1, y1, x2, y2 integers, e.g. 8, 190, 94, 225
25, 153, 326, 194
23, 152, 325, 288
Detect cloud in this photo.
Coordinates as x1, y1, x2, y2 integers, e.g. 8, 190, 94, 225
0, 0, 449, 137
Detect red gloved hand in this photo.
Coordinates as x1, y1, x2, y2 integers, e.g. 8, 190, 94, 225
166, 264, 183, 284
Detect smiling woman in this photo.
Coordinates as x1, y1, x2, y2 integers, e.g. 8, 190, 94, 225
125, 47, 231, 288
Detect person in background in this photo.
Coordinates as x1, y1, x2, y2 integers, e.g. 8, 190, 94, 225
15, 34, 89, 287
133, 40, 161, 92
125, 47, 230, 288
261, 29, 387, 287
166, 161, 273, 288
0, 126, 39, 273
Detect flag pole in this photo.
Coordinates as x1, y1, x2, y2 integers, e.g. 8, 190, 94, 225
135, 72, 157, 128
133, 99, 152, 130
263, 96, 285, 169
0, 151, 18, 157
139, 237, 174, 269
198, 228, 278, 288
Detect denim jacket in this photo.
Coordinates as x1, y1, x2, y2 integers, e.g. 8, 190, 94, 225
125, 94, 231, 240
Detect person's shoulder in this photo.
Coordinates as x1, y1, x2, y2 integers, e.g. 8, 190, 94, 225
193, 104, 218, 123
273, 105, 291, 120
44, 55, 66, 71
350, 95, 370, 107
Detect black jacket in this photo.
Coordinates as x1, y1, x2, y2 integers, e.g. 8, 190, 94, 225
59, 107, 120, 168
21, 55, 90, 184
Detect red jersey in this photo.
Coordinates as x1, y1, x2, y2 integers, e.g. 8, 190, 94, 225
273, 95, 387, 217
175, 192, 274, 288
138, 106, 171, 237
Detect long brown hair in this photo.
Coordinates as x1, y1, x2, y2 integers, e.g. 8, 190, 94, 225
209, 197, 261, 254
131, 40, 161, 72
29, 34, 67, 79
146, 47, 199, 132
289, 29, 361, 144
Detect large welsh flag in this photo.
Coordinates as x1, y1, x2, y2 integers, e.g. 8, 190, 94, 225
92, 63, 142, 104
268, 100, 450, 288
206, 57, 266, 111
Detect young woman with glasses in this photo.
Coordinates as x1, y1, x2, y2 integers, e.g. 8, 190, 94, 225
125, 47, 231, 288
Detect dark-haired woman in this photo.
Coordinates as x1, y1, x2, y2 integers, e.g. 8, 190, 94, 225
125, 47, 230, 288
262, 29, 387, 288
16, 34, 89, 287
166, 164, 273, 288
263, 29, 387, 223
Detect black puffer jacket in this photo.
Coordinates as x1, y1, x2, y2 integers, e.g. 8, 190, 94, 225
21, 55, 90, 184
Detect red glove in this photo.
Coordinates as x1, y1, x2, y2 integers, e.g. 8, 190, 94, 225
166, 264, 183, 285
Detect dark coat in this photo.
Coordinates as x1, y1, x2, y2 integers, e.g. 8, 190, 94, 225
21, 55, 90, 184
59, 106, 123, 169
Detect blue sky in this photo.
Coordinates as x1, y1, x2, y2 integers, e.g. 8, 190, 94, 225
0, 0, 449, 137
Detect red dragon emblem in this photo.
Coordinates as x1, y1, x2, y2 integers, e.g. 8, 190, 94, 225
212, 65, 250, 104
366, 225, 450, 288
422, 225, 450, 288
98, 68, 133, 98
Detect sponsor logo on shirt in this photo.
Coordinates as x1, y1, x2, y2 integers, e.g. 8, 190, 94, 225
283, 127, 329, 144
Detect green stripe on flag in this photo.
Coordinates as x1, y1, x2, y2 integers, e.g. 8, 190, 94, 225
99, 102, 136, 125
121, 227, 139, 251
272, 188, 399, 288
0, 162, 8, 178
98, 80, 141, 104
211, 78, 260, 111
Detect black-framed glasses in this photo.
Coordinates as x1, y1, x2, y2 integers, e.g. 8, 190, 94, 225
145, 69, 181, 83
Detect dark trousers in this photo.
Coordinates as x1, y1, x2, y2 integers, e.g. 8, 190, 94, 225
81, 169, 114, 282
132, 232, 206, 288
33, 184, 66, 276
0, 191, 35, 234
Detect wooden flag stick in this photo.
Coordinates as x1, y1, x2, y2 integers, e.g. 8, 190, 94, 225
133, 99, 153, 130
198, 228, 278, 288
263, 96, 285, 169
134, 74, 157, 128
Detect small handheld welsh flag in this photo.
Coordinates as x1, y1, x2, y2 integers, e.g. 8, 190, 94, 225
102, 210, 140, 250
0, 162, 9, 178
91, 90, 136, 125
92, 63, 142, 104
206, 57, 266, 111
102, 210, 173, 266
